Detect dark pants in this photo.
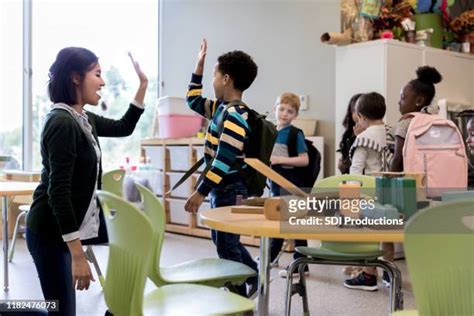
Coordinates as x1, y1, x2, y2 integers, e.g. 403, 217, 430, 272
209, 182, 257, 271
270, 238, 308, 262
26, 228, 75, 316
209, 181, 258, 293
270, 166, 308, 263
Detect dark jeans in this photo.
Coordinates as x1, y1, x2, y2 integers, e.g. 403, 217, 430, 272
269, 168, 308, 263
270, 238, 308, 262
209, 182, 258, 280
26, 228, 75, 316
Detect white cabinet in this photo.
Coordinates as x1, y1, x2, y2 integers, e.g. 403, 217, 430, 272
335, 39, 474, 174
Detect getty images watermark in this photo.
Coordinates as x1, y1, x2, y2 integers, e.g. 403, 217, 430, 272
274, 192, 406, 234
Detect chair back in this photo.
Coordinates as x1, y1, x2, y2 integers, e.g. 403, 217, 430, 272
312, 174, 377, 252
102, 169, 126, 197
97, 190, 155, 316
135, 183, 167, 286
404, 199, 474, 316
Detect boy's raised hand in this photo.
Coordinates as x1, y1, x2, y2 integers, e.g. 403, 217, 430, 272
194, 38, 207, 75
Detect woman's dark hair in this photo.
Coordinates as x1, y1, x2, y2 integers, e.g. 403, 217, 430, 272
47, 47, 99, 105
409, 66, 442, 106
217, 50, 258, 92
342, 93, 362, 130
338, 93, 362, 158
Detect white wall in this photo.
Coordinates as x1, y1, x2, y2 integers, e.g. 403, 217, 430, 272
160, 0, 341, 177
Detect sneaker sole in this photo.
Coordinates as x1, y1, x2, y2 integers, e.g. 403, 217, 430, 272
343, 283, 378, 291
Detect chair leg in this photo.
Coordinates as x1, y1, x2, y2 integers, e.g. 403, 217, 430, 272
298, 263, 310, 315
8, 211, 27, 262
285, 257, 307, 316
272, 239, 290, 267
285, 266, 294, 316
84, 246, 105, 287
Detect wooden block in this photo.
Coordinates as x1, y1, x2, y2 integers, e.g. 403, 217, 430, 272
231, 205, 264, 214
263, 197, 283, 220
242, 197, 267, 207
263, 196, 309, 221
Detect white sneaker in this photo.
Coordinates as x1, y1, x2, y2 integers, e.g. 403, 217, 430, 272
279, 268, 310, 278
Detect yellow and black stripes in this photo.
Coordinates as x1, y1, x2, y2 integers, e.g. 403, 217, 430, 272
186, 73, 250, 196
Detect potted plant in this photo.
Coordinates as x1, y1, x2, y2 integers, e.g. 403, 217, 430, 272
450, 10, 474, 54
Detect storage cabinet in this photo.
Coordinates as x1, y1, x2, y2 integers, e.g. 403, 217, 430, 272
141, 137, 261, 246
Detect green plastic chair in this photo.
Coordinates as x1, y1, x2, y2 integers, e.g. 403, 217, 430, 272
102, 169, 126, 197
286, 175, 402, 315
97, 190, 255, 316
83, 168, 126, 288
393, 199, 474, 316
308, 174, 379, 254
135, 183, 256, 288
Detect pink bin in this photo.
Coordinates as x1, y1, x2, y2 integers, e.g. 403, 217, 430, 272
158, 114, 203, 139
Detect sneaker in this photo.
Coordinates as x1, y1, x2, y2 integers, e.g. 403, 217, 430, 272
382, 271, 391, 287
279, 266, 310, 278
343, 272, 378, 291
246, 276, 258, 299
254, 256, 279, 268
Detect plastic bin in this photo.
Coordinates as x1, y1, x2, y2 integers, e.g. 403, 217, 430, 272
158, 114, 203, 139
156, 96, 195, 116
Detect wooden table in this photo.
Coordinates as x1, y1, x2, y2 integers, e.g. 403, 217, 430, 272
0, 181, 38, 291
200, 207, 404, 316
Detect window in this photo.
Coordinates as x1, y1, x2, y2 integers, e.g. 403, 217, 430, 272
0, 0, 23, 170
32, 0, 158, 171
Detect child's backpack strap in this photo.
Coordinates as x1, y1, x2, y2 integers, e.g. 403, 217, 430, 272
287, 125, 303, 158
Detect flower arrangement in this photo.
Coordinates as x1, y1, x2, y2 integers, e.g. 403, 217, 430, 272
450, 10, 474, 36
372, 2, 415, 36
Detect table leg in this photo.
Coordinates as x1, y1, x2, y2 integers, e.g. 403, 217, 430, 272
257, 236, 270, 316
2, 196, 9, 291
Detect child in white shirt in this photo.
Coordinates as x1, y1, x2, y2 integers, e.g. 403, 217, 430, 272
344, 92, 394, 291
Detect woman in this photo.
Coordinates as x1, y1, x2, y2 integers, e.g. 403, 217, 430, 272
26, 47, 148, 315
337, 93, 363, 174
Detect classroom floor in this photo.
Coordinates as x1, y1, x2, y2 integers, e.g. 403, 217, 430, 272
1, 233, 416, 315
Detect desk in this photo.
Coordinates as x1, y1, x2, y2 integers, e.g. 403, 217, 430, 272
0, 181, 38, 291
200, 207, 404, 315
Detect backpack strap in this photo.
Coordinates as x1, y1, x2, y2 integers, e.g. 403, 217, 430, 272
287, 126, 303, 158
215, 100, 246, 136
166, 157, 205, 195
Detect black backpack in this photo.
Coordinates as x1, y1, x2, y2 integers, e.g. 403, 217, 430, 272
168, 100, 277, 197
287, 126, 321, 192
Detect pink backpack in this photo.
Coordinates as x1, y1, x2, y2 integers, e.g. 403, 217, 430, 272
403, 112, 468, 197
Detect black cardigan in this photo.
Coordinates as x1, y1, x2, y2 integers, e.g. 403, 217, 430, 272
27, 104, 144, 243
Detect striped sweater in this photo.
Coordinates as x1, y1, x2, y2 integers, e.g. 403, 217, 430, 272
349, 124, 394, 173
186, 74, 250, 196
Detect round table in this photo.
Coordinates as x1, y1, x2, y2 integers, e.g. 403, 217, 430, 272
200, 206, 404, 315
0, 181, 38, 291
